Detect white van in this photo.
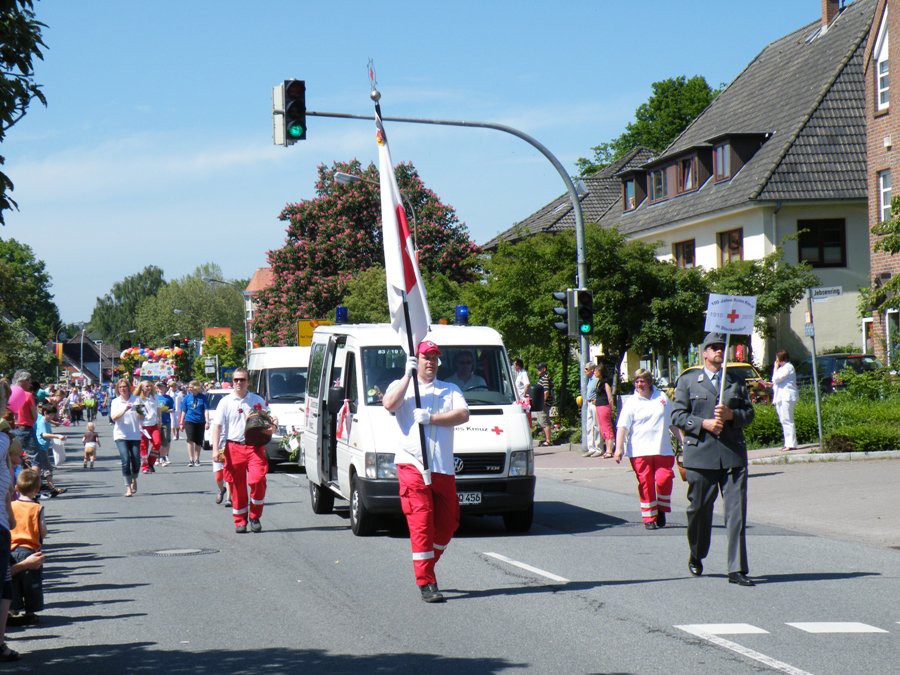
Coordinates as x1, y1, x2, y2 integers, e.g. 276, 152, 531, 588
247, 346, 310, 468
302, 323, 535, 535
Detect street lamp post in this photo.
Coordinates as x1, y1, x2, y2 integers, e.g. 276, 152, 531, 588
200, 277, 251, 361
334, 171, 419, 248
96, 340, 103, 387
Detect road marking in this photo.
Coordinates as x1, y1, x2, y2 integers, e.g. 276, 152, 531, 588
483, 552, 570, 583
786, 622, 889, 633
675, 624, 813, 675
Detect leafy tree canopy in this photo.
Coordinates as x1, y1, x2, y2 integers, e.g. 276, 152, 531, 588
254, 159, 480, 345
0, 236, 60, 339
576, 75, 720, 175
0, 0, 47, 224
89, 265, 166, 343
0, 316, 55, 381
192, 334, 238, 381
863, 195, 900, 314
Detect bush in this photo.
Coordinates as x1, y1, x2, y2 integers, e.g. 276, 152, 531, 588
745, 404, 781, 448
823, 424, 900, 453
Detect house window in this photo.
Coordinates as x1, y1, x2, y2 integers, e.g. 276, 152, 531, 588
717, 228, 743, 266
679, 157, 697, 193
673, 239, 695, 268
875, 10, 890, 111
650, 169, 667, 201
879, 170, 892, 222
713, 144, 731, 181
798, 219, 846, 267
624, 178, 636, 210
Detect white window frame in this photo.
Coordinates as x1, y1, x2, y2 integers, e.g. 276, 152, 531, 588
879, 169, 892, 222
875, 7, 890, 111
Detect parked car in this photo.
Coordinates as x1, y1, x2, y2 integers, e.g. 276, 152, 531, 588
666, 362, 771, 404
795, 353, 883, 393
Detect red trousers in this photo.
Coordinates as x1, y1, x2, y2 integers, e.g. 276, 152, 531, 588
398, 464, 459, 586
140, 425, 161, 470
629, 455, 675, 522
224, 441, 268, 526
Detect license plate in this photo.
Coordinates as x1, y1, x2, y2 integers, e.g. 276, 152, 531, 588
458, 491, 482, 505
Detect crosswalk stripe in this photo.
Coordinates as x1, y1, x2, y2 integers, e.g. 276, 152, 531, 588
676, 623, 768, 635
676, 625, 813, 675
786, 622, 889, 633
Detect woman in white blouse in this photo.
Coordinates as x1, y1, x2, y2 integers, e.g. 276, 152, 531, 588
769, 349, 799, 452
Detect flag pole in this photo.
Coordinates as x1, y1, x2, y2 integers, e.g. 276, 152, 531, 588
401, 290, 431, 476
718, 332, 731, 405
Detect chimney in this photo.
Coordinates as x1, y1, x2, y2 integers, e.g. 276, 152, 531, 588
822, 0, 840, 29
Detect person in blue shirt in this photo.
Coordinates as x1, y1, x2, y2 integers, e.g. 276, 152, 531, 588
178, 380, 209, 467
155, 381, 175, 467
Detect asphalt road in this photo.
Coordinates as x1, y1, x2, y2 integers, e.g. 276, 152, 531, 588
4, 422, 898, 674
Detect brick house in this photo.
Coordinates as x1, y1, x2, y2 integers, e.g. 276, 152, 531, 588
864, 0, 900, 365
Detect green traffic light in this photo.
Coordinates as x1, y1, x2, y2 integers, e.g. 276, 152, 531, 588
288, 124, 305, 138
579, 324, 592, 334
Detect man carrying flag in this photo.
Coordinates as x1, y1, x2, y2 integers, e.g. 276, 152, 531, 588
373, 76, 468, 602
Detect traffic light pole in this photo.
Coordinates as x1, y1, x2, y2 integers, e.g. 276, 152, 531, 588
307, 109, 591, 441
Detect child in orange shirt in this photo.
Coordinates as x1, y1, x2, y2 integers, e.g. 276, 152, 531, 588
81, 421, 100, 469
9, 469, 47, 625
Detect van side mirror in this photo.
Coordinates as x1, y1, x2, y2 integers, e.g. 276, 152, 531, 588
327, 386, 345, 415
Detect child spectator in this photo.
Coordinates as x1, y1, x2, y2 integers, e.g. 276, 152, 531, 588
35, 403, 66, 497
81, 422, 100, 469
8, 469, 46, 626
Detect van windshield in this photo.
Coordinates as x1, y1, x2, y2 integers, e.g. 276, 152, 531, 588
266, 367, 307, 402
362, 346, 517, 406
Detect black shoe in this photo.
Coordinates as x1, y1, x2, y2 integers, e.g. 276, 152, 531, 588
224, 498, 232, 508
728, 572, 755, 587
688, 557, 703, 576
419, 583, 445, 603
656, 511, 666, 528
249, 518, 262, 533
215, 487, 226, 505
235, 524, 247, 534
644, 521, 658, 530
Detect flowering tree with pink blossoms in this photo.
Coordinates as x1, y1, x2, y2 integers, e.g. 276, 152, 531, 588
253, 159, 480, 345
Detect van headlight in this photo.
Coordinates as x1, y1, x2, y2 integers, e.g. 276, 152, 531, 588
365, 452, 397, 479
508, 450, 533, 476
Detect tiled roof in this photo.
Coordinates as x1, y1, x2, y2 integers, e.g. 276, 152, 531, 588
600, 0, 875, 237
483, 147, 655, 249
245, 267, 274, 294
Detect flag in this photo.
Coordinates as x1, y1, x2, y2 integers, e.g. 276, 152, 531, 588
335, 398, 350, 440
376, 109, 432, 354
704, 294, 757, 335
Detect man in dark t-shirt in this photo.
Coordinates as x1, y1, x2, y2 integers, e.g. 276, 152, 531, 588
532, 363, 553, 447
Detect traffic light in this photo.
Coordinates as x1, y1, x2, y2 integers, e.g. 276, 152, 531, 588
272, 79, 307, 145
552, 290, 578, 336
575, 289, 594, 335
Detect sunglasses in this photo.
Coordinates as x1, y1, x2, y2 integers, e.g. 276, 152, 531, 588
232, 377, 247, 382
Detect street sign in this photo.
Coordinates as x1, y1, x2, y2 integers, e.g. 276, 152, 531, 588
810, 286, 842, 302
204, 358, 215, 366
805, 323, 815, 337
204, 366, 216, 374
297, 319, 333, 347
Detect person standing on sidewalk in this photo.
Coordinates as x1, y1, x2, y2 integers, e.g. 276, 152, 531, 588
614, 369, 679, 529
581, 363, 602, 457
210, 368, 271, 534
672, 333, 756, 587
383, 339, 469, 603
532, 363, 553, 447
767, 349, 798, 452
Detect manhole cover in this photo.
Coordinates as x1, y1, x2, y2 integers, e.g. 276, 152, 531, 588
133, 548, 218, 557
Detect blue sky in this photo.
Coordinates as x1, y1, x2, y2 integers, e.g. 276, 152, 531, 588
4, 0, 822, 323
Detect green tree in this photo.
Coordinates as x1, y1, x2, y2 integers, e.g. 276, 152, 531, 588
89, 266, 166, 342
343, 265, 389, 324
0, 237, 60, 339
576, 75, 719, 175
253, 160, 480, 345
706, 247, 819, 340
0, 0, 47, 224
193, 334, 238, 381
0, 316, 55, 381
863, 194, 900, 314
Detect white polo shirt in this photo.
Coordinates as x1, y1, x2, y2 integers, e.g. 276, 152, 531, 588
387, 377, 467, 476
616, 386, 674, 457
213, 391, 268, 443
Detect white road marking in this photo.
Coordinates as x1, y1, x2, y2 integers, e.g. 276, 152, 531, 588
483, 552, 570, 583
677, 623, 769, 635
676, 624, 813, 675
786, 622, 889, 633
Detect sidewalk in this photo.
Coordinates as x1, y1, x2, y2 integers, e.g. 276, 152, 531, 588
533, 441, 900, 550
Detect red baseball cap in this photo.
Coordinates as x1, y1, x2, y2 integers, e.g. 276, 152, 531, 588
416, 340, 441, 356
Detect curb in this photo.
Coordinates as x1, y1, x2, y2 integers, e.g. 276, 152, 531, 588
750, 449, 900, 465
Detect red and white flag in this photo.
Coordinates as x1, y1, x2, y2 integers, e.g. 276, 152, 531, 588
376, 109, 431, 354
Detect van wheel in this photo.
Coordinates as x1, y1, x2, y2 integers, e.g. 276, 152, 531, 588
503, 504, 534, 533
309, 480, 334, 515
350, 476, 375, 536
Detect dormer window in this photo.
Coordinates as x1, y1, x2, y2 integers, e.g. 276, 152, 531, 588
679, 156, 698, 193
714, 143, 731, 181
650, 169, 668, 201
621, 171, 647, 211
875, 7, 889, 111
624, 179, 636, 210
